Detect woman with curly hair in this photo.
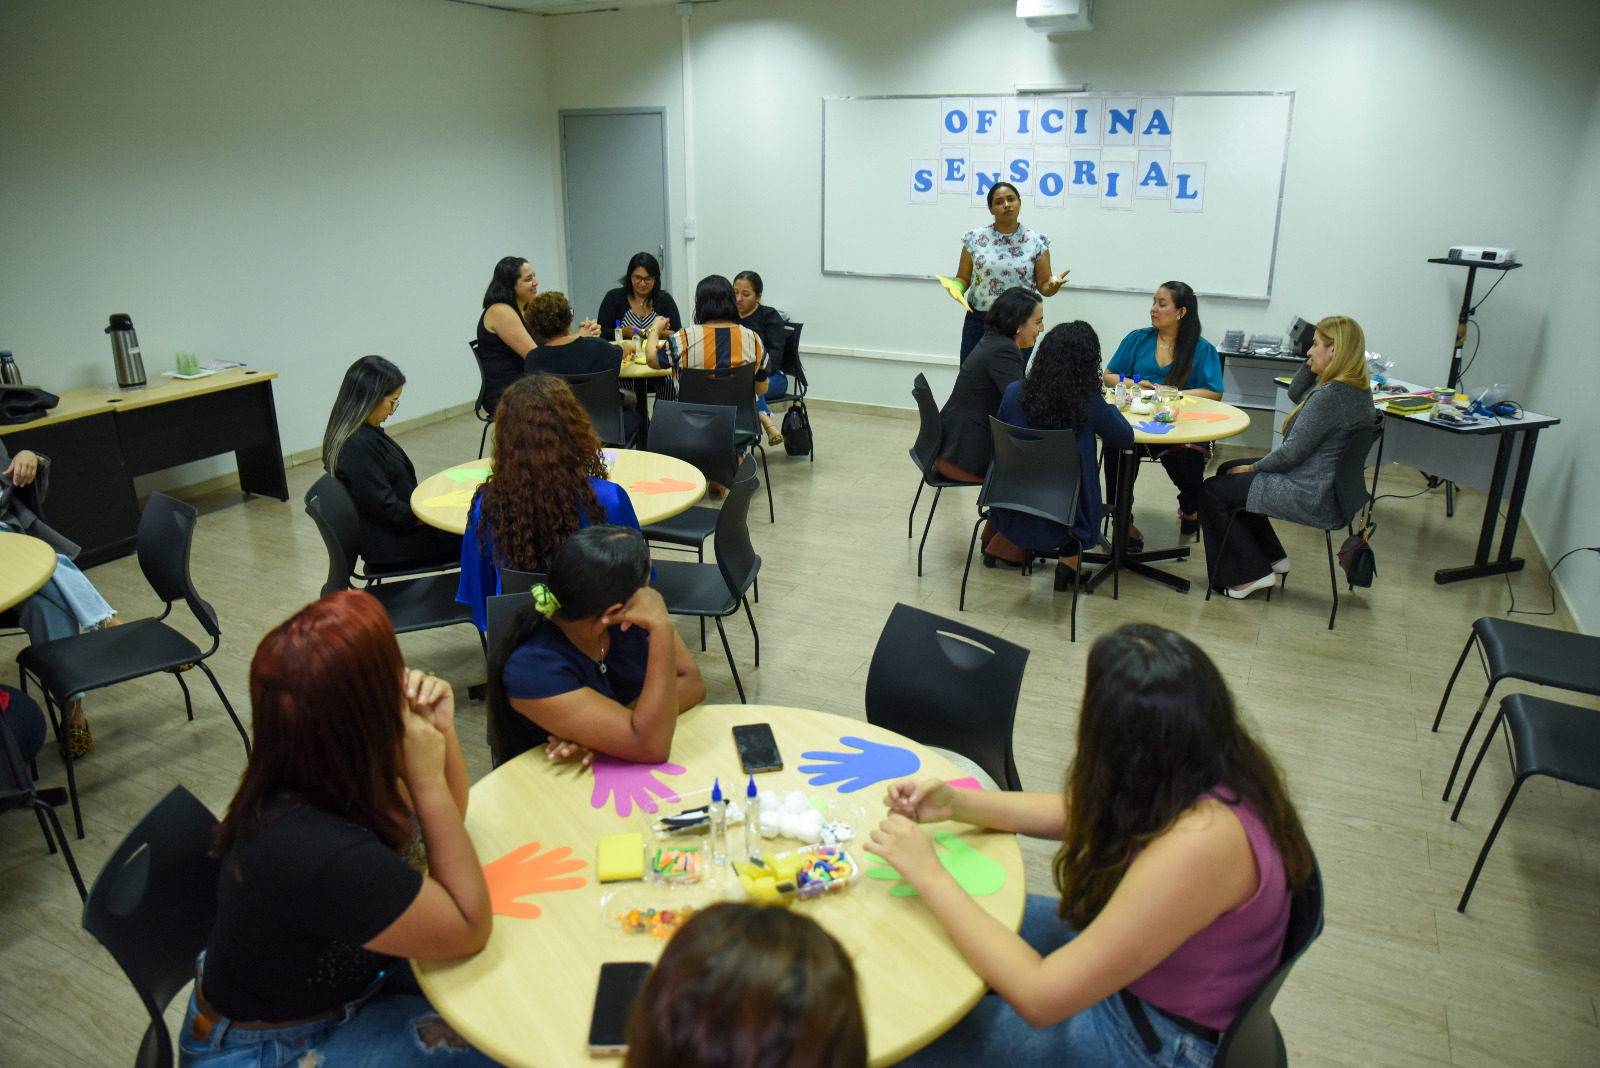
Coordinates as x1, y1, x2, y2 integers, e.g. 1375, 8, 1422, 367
455, 375, 641, 631
983, 322, 1132, 591
871, 624, 1314, 1068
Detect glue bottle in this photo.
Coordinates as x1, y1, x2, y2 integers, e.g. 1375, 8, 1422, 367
745, 775, 762, 863
613, 320, 623, 344
709, 778, 728, 867
1115, 373, 1128, 409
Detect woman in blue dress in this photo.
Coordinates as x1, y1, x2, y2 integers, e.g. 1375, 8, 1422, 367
987, 322, 1133, 590
1102, 281, 1223, 548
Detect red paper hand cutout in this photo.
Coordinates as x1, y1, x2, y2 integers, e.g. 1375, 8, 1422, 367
483, 842, 588, 919
627, 478, 698, 495
1178, 411, 1230, 422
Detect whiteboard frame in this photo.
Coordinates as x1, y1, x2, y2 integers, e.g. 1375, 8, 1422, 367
820, 91, 1295, 302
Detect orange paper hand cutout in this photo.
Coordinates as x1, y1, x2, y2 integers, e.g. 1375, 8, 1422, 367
1178, 411, 1230, 422
483, 842, 588, 919
627, 478, 698, 496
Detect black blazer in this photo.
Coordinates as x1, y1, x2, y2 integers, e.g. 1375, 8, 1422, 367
596, 287, 683, 336
333, 424, 427, 567
937, 328, 1026, 478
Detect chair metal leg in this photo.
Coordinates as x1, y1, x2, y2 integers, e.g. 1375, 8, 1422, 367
196, 661, 251, 756
1069, 564, 1080, 643
958, 516, 985, 611
752, 576, 758, 603
1443, 686, 1498, 801
34, 804, 55, 853
1204, 510, 1241, 601
756, 446, 774, 523
713, 617, 746, 703
174, 669, 195, 721
1324, 530, 1339, 630
908, 478, 926, 538
479, 421, 490, 458
1458, 774, 1528, 912
37, 801, 86, 900
699, 617, 706, 652
741, 598, 760, 667
917, 487, 945, 577
31, 680, 83, 840
1451, 702, 1513, 822
1433, 633, 1479, 732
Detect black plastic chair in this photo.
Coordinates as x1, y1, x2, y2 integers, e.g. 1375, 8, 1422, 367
496, 567, 547, 596
17, 493, 249, 839
470, 339, 495, 458
677, 363, 774, 523
485, 591, 535, 767
0, 707, 85, 899
549, 368, 639, 448
651, 476, 762, 703
762, 323, 812, 462
1433, 617, 1600, 802
1205, 418, 1382, 630
1450, 693, 1600, 912
82, 785, 221, 1068
638, 401, 745, 563
958, 418, 1086, 640
908, 373, 980, 577
864, 603, 1029, 791
305, 478, 479, 645
302, 475, 458, 587
1211, 855, 1325, 1068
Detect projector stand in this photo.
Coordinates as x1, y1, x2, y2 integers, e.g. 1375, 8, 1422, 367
1426, 258, 1523, 391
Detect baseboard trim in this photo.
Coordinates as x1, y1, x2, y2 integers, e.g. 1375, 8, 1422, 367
803, 397, 918, 422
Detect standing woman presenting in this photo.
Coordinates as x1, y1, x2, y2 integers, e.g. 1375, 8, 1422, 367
953, 182, 1069, 364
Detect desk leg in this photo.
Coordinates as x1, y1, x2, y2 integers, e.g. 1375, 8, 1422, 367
1434, 427, 1525, 584
1495, 428, 1539, 567
632, 380, 652, 449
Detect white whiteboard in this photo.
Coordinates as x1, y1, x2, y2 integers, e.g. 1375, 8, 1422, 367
821, 93, 1293, 300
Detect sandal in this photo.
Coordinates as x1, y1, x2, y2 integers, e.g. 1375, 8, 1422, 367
766, 428, 784, 446
66, 722, 93, 759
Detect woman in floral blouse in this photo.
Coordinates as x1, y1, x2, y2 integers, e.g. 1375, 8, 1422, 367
952, 181, 1070, 363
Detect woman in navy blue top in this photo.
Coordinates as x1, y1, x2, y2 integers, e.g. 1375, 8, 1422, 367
988, 322, 1133, 591
486, 526, 704, 766
1102, 281, 1223, 547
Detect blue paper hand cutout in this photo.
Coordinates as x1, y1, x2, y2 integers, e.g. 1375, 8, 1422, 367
798, 736, 921, 793
1131, 420, 1173, 434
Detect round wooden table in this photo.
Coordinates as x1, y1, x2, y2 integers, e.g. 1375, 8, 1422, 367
415, 705, 1027, 1068
410, 452, 707, 534
0, 532, 58, 612
1087, 396, 1252, 595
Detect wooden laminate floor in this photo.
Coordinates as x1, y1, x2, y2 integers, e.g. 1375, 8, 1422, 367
1, 401, 1596, 1067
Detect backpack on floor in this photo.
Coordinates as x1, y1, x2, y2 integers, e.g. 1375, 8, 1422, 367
780, 404, 811, 457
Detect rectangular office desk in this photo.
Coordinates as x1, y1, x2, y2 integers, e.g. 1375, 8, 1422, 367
0, 369, 287, 567
1273, 378, 1559, 584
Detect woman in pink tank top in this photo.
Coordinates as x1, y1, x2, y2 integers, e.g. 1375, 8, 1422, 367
871, 623, 1314, 1067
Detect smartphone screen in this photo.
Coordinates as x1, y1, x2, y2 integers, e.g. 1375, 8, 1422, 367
587, 961, 652, 1055
732, 723, 783, 773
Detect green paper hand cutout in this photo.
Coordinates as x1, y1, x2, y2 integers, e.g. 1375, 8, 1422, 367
864, 830, 1007, 898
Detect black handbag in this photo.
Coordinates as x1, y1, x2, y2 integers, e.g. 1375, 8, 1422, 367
1336, 520, 1377, 588
780, 403, 811, 457
0, 386, 59, 426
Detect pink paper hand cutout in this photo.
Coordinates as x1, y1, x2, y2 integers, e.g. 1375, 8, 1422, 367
627, 478, 698, 496
483, 842, 588, 919
589, 754, 687, 816
1178, 411, 1230, 422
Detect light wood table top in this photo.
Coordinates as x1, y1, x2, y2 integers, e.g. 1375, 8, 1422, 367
0, 368, 279, 436
415, 705, 1027, 1068
0, 533, 58, 612
410, 452, 707, 534
1116, 394, 1251, 445
619, 358, 671, 379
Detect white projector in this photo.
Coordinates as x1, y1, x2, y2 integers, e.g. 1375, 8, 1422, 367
1447, 245, 1518, 266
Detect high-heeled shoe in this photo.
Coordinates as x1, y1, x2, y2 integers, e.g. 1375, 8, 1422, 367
1222, 573, 1278, 600
1270, 557, 1291, 574
983, 553, 1022, 570
1179, 511, 1200, 537
1054, 562, 1092, 591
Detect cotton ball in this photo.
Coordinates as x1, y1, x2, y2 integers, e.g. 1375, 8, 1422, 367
797, 818, 823, 845
780, 812, 804, 839
760, 789, 781, 811
799, 808, 824, 830
783, 790, 809, 815
760, 808, 782, 837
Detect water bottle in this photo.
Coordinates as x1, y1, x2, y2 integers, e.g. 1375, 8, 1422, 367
105, 314, 147, 388
1115, 373, 1128, 409
0, 351, 21, 386
613, 320, 623, 344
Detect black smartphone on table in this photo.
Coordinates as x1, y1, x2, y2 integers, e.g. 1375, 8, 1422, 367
587, 961, 652, 1056
732, 723, 783, 773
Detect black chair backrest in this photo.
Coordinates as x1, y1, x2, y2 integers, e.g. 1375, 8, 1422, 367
549, 369, 626, 445
979, 417, 1083, 531
910, 373, 943, 473
713, 476, 762, 598
779, 323, 805, 385
82, 786, 221, 1068
304, 474, 360, 596
497, 567, 548, 596
1214, 857, 1326, 1067
469, 339, 493, 421
137, 493, 220, 639
485, 591, 536, 766
864, 603, 1029, 791
0, 709, 36, 805
646, 400, 740, 488
1332, 418, 1383, 525
678, 362, 761, 440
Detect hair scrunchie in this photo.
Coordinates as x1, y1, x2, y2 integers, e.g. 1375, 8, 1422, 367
530, 582, 561, 618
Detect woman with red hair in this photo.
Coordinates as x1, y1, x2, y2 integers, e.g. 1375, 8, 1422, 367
178, 592, 496, 1066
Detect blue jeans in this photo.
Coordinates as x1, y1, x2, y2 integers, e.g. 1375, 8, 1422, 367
755, 370, 788, 416
16, 554, 114, 644
896, 894, 1216, 1068
176, 986, 499, 1067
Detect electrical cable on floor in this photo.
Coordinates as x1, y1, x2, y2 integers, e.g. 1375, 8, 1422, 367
1503, 545, 1600, 617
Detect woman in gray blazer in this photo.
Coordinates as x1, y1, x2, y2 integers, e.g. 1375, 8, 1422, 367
1199, 316, 1373, 597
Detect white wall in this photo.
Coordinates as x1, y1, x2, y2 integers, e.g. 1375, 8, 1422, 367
544, 0, 1600, 410
0, 0, 558, 479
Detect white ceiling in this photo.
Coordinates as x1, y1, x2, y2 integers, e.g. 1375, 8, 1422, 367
447, 0, 717, 15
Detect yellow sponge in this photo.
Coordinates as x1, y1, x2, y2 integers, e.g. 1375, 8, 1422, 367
597, 832, 645, 882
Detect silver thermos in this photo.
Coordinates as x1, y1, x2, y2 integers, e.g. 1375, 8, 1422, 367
106, 313, 147, 388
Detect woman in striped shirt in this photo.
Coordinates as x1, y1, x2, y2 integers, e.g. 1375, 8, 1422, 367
647, 274, 769, 400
